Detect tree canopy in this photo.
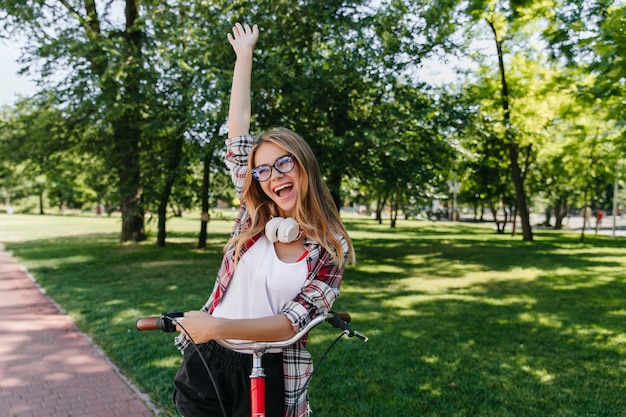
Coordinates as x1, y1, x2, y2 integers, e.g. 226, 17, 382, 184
1, 0, 623, 244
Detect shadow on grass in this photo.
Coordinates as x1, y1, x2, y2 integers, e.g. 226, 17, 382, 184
312, 221, 626, 416
321, 272, 625, 416
4, 219, 625, 417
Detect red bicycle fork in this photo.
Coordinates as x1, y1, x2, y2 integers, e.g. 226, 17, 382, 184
250, 351, 266, 417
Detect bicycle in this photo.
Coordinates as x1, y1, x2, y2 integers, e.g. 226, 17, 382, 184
136, 310, 368, 417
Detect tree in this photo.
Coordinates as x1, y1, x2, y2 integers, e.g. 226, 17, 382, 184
138, 1, 236, 248
545, 1, 625, 123
544, 0, 626, 221
0, 96, 107, 214
243, 1, 388, 210
372, 0, 553, 238
1, 0, 149, 241
458, 106, 515, 233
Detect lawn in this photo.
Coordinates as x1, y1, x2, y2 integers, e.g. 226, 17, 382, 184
1, 212, 625, 417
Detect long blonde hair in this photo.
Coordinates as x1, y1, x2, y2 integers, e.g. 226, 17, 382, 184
229, 127, 355, 266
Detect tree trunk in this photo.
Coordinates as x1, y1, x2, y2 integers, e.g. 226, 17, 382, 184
390, 191, 400, 228
580, 193, 590, 243
487, 19, 533, 241
511, 205, 518, 237
375, 197, 386, 224
553, 197, 568, 230
63, 1, 146, 240
489, 203, 506, 234
155, 127, 186, 248
327, 170, 342, 212
117, 0, 146, 242
544, 206, 552, 227
197, 150, 212, 250
117, 131, 145, 242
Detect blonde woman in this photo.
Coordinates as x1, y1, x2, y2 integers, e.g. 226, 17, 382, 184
172, 23, 354, 417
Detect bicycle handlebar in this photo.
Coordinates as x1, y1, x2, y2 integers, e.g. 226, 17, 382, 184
136, 310, 184, 332
135, 310, 368, 347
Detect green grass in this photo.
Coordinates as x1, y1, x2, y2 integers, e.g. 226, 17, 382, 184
1, 213, 625, 417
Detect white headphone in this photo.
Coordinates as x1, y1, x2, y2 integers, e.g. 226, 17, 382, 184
265, 217, 301, 243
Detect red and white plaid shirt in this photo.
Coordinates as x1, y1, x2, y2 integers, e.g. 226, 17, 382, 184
176, 134, 349, 417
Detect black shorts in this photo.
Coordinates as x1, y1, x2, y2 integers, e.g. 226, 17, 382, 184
173, 340, 285, 417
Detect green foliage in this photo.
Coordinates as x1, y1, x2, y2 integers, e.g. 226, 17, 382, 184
588, 4, 626, 126
545, 1, 626, 126
0, 96, 100, 212
0, 0, 623, 241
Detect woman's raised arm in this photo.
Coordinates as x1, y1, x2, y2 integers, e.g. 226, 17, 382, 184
227, 23, 259, 138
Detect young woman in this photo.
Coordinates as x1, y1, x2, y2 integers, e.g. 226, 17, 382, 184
171, 23, 355, 417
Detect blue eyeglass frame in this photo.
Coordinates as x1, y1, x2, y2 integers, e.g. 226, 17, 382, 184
251, 154, 296, 182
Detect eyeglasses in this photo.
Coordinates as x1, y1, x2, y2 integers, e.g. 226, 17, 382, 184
251, 154, 296, 182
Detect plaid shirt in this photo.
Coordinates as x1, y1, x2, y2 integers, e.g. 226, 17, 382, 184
175, 134, 348, 417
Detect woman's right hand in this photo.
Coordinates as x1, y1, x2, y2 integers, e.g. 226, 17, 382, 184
227, 22, 259, 56
176, 310, 223, 344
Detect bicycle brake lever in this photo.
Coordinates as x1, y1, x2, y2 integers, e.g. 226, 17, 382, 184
326, 311, 368, 342
351, 330, 369, 343
158, 311, 185, 332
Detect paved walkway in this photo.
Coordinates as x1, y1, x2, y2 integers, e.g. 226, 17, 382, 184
0, 246, 159, 417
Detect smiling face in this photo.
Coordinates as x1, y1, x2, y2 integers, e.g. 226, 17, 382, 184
253, 142, 301, 217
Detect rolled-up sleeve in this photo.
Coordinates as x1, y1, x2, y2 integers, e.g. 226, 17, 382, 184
225, 135, 254, 197
281, 238, 347, 332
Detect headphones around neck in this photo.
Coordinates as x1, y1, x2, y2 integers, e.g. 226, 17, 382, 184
265, 217, 300, 243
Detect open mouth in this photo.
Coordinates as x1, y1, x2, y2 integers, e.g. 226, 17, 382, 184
274, 183, 293, 197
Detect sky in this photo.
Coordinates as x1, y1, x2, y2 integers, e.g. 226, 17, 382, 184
0, 40, 37, 107
0, 39, 464, 108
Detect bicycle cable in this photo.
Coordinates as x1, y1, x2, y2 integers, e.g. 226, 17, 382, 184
151, 313, 358, 417
286, 332, 346, 416
166, 316, 229, 417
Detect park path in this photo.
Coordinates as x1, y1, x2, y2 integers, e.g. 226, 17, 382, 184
0, 245, 159, 417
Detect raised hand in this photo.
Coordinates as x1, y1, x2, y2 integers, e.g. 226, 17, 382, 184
227, 22, 259, 57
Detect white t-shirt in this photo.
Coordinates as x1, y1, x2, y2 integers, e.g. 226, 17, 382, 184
212, 236, 308, 348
